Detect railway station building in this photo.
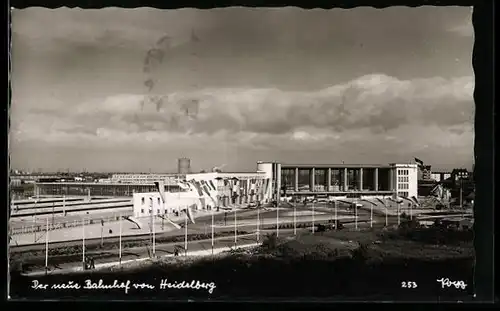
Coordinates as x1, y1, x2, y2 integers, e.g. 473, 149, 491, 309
257, 161, 418, 202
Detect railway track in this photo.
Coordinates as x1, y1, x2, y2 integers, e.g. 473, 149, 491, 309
10, 217, 372, 253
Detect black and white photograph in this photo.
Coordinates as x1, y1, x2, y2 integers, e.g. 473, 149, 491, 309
8, 4, 484, 301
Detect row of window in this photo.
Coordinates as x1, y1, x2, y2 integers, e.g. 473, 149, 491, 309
113, 174, 176, 178
398, 176, 409, 182
398, 183, 409, 190
399, 191, 409, 197
139, 205, 214, 215
398, 169, 410, 176
141, 197, 161, 205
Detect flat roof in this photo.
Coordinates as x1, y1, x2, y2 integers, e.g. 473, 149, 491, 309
35, 182, 180, 186
187, 171, 265, 175
281, 164, 392, 169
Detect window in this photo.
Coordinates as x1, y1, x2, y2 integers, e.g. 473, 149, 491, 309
157, 209, 160, 214
141, 197, 145, 204
149, 209, 151, 214
158, 198, 161, 205
141, 208, 144, 214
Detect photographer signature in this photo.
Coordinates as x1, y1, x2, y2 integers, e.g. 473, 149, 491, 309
436, 278, 467, 289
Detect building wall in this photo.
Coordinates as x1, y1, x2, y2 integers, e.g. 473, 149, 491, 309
431, 172, 452, 182
418, 165, 432, 180
270, 162, 418, 200
132, 192, 205, 218
187, 171, 271, 204
257, 162, 274, 202
132, 171, 270, 216
392, 163, 418, 198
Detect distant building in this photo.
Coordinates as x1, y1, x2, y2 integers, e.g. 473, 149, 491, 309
10, 178, 22, 187
430, 171, 452, 182
110, 173, 184, 184
452, 168, 470, 181
418, 165, 432, 180
10, 174, 62, 183
34, 181, 181, 197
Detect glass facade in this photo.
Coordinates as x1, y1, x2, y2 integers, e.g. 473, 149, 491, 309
35, 183, 181, 197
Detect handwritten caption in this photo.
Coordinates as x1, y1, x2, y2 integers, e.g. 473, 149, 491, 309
31, 279, 216, 294
436, 278, 467, 290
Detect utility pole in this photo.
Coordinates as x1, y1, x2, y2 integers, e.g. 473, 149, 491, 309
100, 219, 104, 247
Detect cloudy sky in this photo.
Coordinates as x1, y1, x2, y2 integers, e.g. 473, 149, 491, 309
10, 6, 474, 173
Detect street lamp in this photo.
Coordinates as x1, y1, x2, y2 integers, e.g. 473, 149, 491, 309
214, 176, 225, 255
230, 177, 239, 248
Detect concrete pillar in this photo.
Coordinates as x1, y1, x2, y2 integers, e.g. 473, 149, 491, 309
343, 168, 348, 191
294, 167, 299, 192
327, 168, 332, 192
374, 168, 379, 191
358, 168, 363, 191
310, 168, 315, 191
389, 169, 394, 191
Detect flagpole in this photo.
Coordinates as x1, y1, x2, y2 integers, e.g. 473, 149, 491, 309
33, 200, 37, 243
161, 193, 165, 231
385, 202, 388, 227
101, 218, 104, 247
276, 201, 279, 237
410, 202, 413, 220
184, 210, 188, 256
119, 213, 122, 266
334, 200, 338, 230
355, 200, 358, 230
45, 217, 49, 275
257, 205, 260, 242
397, 202, 401, 226
460, 180, 463, 210
370, 202, 373, 228
152, 199, 155, 258
82, 216, 85, 269
211, 206, 214, 255
312, 201, 315, 234
234, 206, 237, 247
293, 202, 296, 235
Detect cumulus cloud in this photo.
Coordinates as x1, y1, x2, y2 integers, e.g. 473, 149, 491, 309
10, 73, 474, 167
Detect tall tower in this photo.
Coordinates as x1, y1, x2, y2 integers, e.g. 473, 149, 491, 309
178, 158, 191, 174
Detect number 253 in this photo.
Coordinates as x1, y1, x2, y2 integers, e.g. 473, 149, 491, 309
401, 281, 418, 288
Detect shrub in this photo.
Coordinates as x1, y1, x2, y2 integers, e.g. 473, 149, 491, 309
261, 233, 279, 251
351, 242, 370, 262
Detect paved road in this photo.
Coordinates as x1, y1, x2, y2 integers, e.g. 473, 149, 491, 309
10, 205, 359, 247
15, 223, 372, 276
12, 199, 410, 249
13, 231, 284, 274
